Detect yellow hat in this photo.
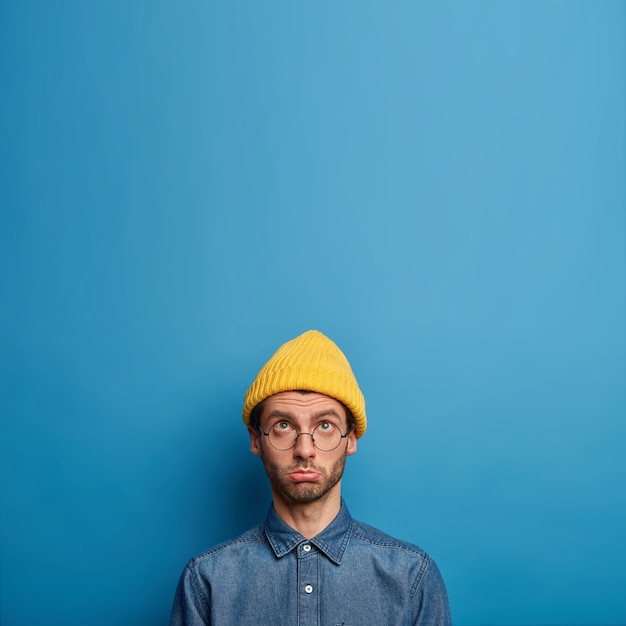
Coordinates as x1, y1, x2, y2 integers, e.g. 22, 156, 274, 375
242, 330, 367, 438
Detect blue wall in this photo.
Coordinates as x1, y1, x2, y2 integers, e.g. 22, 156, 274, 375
1, 2, 625, 625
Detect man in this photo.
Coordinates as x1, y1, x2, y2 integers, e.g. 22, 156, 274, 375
169, 330, 452, 625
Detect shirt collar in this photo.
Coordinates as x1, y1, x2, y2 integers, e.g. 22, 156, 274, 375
264, 499, 353, 565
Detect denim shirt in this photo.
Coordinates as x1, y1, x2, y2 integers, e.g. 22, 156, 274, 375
169, 500, 451, 626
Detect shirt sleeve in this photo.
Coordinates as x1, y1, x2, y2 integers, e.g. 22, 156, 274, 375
169, 563, 210, 626
411, 556, 452, 626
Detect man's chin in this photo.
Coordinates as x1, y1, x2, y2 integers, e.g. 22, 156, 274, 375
262, 452, 347, 505
279, 482, 328, 504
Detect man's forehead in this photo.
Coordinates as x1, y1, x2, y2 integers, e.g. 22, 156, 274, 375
262, 391, 345, 414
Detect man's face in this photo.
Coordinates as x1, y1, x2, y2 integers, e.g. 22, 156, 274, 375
249, 391, 357, 506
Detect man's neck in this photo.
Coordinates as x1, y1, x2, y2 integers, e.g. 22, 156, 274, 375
271, 487, 342, 539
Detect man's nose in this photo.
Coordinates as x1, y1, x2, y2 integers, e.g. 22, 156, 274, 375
293, 432, 316, 457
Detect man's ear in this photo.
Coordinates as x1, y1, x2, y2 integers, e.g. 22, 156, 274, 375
248, 426, 262, 456
346, 430, 357, 457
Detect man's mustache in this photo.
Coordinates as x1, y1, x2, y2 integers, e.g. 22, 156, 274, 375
287, 462, 326, 474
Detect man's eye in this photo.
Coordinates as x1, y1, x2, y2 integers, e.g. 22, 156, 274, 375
274, 421, 292, 432
318, 421, 334, 432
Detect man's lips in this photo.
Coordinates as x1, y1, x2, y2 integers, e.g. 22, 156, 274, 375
288, 470, 321, 482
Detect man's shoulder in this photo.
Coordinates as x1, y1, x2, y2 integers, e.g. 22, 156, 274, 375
349, 518, 430, 561
187, 523, 266, 568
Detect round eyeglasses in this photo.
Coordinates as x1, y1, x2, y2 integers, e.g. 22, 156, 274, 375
258, 421, 349, 452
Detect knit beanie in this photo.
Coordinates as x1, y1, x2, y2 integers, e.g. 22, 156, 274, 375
242, 330, 367, 438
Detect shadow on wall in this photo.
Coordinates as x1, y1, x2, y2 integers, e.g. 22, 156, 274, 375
149, 400, 270, 625
220, 428, 271, 536
184, 401, 271, 547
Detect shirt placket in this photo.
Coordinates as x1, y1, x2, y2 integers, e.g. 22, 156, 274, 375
297, 542, 319, 626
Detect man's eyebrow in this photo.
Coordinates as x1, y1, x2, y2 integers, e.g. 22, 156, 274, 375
313, 409, 342, 420
265, 409, 343, 421
265, 410, 296, 420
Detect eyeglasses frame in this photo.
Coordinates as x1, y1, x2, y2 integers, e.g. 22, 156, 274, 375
257, 422, 349, 452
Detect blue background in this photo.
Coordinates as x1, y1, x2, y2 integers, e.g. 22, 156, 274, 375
1, 2, 625, 625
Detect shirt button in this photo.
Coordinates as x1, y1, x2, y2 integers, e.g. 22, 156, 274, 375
305, 585, 313, 594
303, 544, 311, 552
